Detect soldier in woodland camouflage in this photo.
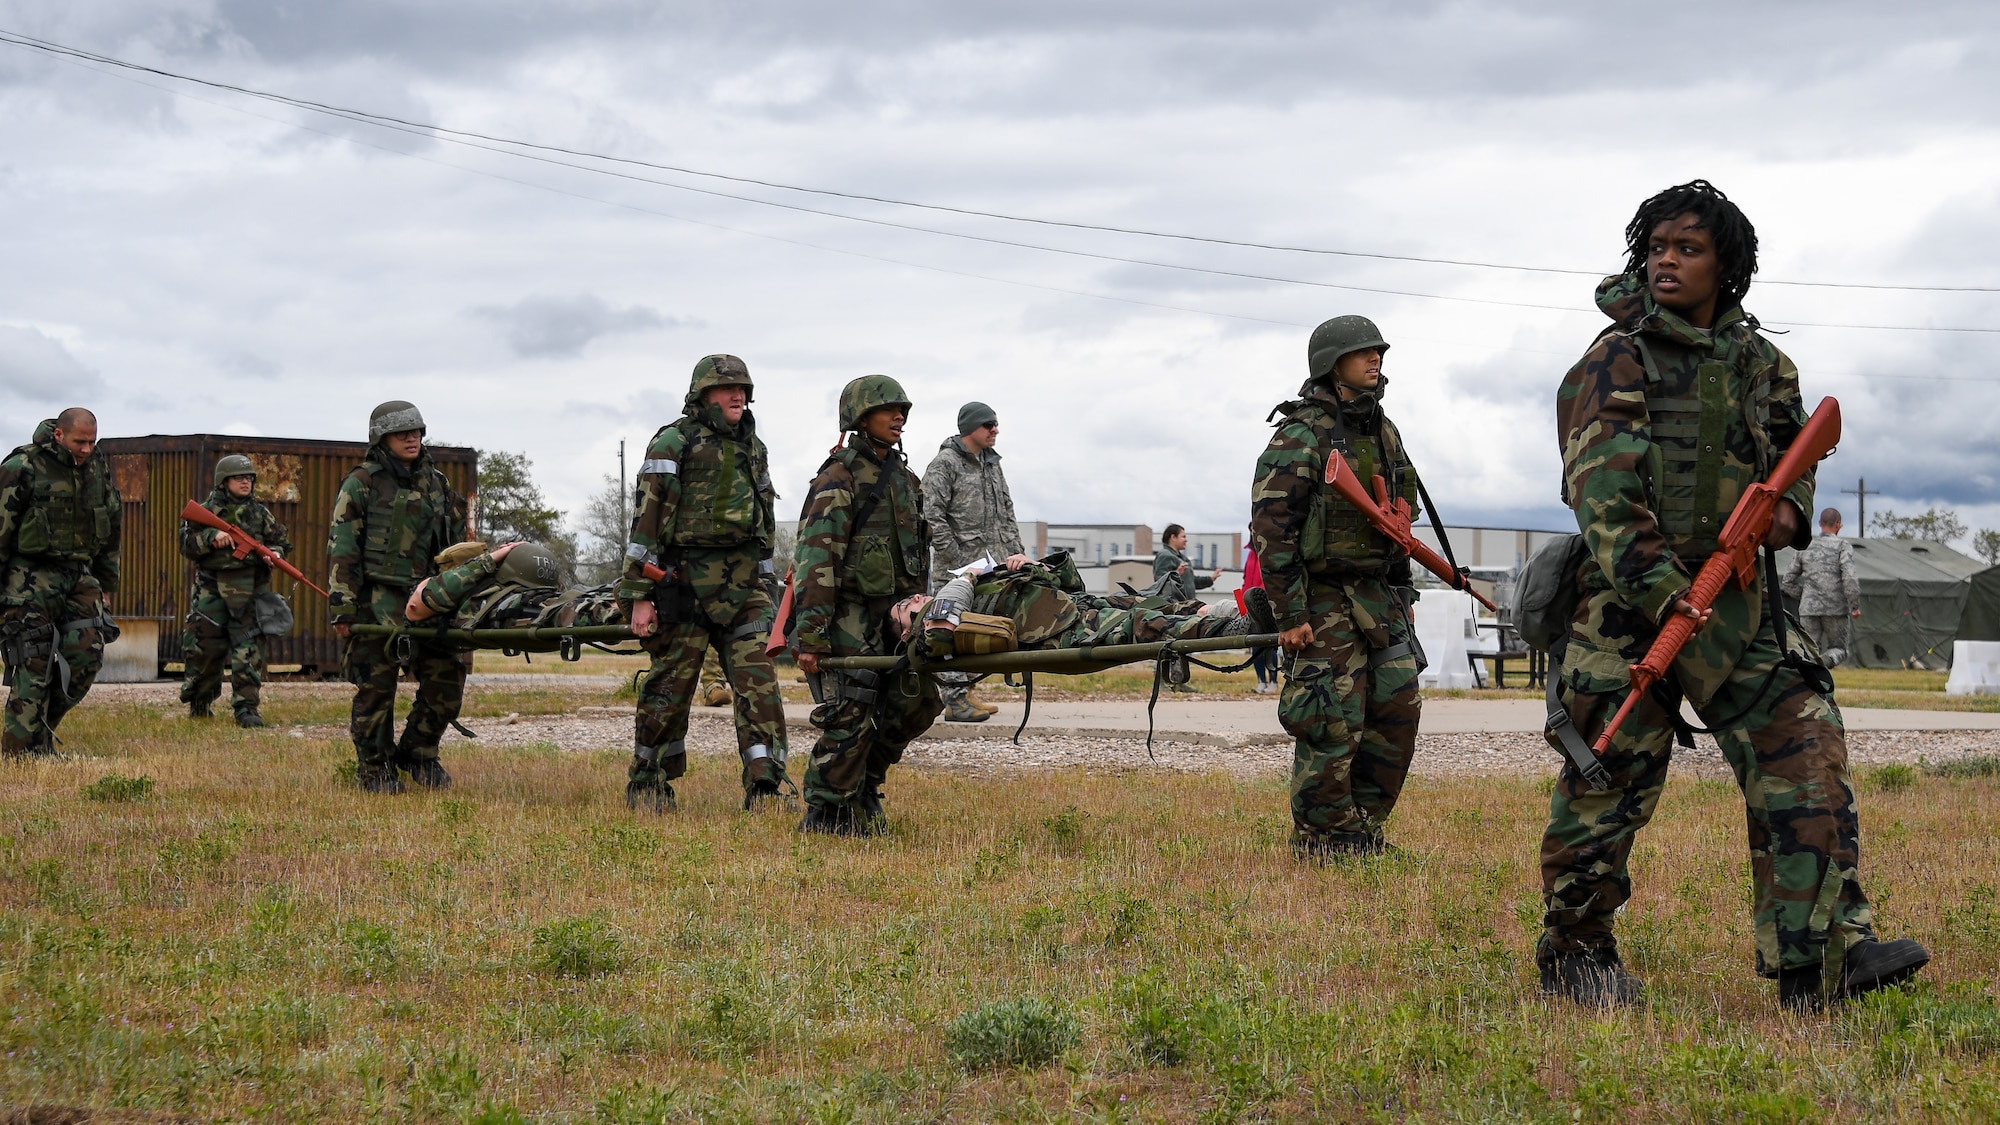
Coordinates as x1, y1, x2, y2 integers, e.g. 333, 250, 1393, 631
618, 355, 788, 812
793, 375, 941, 836
1249, 315, 1426, 860
1782, 508, 1861, 666
180, 454, 291, 727
328, 401, 470, 794
1540, 180, 1926, 1011
0, 408, 120, 758
899, 562, 1271, 654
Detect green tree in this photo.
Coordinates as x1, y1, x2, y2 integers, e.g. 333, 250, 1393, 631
475, 450, 577, 579
571, 473, 630, 585
1974, 529, 2000, 567
1870, 507, 1967, 544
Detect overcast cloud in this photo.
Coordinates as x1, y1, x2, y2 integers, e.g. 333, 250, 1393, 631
0, 1, 1995, 551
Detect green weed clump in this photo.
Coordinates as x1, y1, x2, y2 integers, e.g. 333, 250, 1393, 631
1865, 763, 1918, 792
530, 916, 625, 977
945, 997, 1079, 1070
79, 772, 153, 802
1922, 754, 2000, 778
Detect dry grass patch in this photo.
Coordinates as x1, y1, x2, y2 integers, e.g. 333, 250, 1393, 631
0, 698, 1996, 1120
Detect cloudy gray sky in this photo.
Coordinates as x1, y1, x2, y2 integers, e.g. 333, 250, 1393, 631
1, 1, 1996, 551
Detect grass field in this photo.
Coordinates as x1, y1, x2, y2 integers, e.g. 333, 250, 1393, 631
4, 696, 1999, 1122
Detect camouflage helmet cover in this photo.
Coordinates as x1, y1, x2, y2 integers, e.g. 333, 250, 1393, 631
369, 400, 426, 444
685, 354, 753, 413
838, 374, 913, 432
494, 541, 562, 589
1306, 315, 1390, 381
213, 453, 256, 488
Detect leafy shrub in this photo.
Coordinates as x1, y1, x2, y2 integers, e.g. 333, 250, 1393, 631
1865, 764, 1917, 792
531, 916, 625, 977
342, 918, 400, 980
81, 773, 153, 802
945, 997, 1079, 1070
332, 759, 359, 785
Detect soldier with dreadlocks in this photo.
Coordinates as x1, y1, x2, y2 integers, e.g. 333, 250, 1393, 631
1536, 179, 1929, 1011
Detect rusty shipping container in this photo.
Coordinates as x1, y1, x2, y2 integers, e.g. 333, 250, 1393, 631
94, 435, 478, 677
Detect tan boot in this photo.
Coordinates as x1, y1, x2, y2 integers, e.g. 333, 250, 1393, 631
699, 682, 733, 708
966, 690, 999, 715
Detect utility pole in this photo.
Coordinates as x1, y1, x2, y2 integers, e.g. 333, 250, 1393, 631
1842, 478, 1879, 536
618, 440, 628, 548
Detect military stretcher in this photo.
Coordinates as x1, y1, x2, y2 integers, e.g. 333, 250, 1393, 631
349, 624, 1282, 751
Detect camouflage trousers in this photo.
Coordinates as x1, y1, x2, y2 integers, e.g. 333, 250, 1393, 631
344, 586, 466, 774
631, 575, 786, 796
803, 594, 942, 811
180, 571, 266, 717
1278, 575, 1422, 839
1800, 614, 1852, 667
1, 566, 109, 755
1541, 614, 1871, 976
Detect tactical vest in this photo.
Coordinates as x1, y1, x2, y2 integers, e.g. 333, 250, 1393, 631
1281, 398, 1412, 566
10, 444, 116, 562
1630, 325, 1779, 558
657, 417, 775, 551
835, 445, 925, 599
192, 490, 276, 573
358, 456, 454, 588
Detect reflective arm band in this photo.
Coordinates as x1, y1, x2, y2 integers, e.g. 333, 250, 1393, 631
624, 541, 657, 563
641, 459, 678, 476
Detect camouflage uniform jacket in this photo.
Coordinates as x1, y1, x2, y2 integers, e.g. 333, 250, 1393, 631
921, 435, 1022, 589
0, 419, 121, 599
1561, 273, 1815, 623
793, 435, 929, 654
1782, 536, 1860, 617
180, 486, 291, 576
617, 403, 776, 603
326, 446, 467, 625
1249, 384, 1419, 630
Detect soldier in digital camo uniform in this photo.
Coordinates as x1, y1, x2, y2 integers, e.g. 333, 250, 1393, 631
921, 399, 1028, 722
179, 454, 292, 728
618, 355, 789, 813
0, 408, 120, 758
328, 401, 470, 794
1539, 180, 1927, 1011
1781, 508, 1861, 667
793, 375, 941, 837
1249, 316, 1426, 861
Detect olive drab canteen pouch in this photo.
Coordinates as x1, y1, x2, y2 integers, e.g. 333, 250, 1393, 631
1513, 533, 1589, 653
849, 535, 897, 597
253, 591, 294, 637
952, 612, 1016, 655
1510, 533, 1610, 791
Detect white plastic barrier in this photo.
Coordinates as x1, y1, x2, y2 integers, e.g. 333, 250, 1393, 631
1946, 641, 2000, 696
1412, 590, 1480, 690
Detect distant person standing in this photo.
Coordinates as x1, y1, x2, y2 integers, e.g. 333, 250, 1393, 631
179, 454, 291, 728
1783, 507, 1862, 667
1153, 524, 1221, 603
1242, 545, 1278, 694
921, 401, 1029, 723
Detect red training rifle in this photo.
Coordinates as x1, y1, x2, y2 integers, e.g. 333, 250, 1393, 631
1589, 397, 1843, 756
1322, 457, 1497, 611
180, 499, 329, 599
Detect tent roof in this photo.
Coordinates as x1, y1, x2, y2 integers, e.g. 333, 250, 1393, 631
1778, 537, 1984, 586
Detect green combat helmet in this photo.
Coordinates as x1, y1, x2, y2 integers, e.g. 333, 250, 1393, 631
213, 453, 256, 487
495, 542, 562, 589
837, 375, 912, 432
369, 400, 426, 444
685, 354, 753, 413
1307, 315, 1391, 381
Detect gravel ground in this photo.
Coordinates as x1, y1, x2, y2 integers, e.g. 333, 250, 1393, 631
262, 706, 2000, 780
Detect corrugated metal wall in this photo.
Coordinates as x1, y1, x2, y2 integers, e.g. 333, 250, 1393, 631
95, 435, 478, 675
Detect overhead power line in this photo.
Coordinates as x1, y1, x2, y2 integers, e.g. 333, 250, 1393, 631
4, 27, 1998, 302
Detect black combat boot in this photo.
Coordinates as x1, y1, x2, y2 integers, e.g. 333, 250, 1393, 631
357, 763, 406, 795
1778, 966, 1825, 1014
235, 709, 265, 729
1292, 830, 1383, 863
626, 779, 676, 813
742, 779, 786, 811
1538, 945, 1645, 1008
799, 803, 868, 837
1838, 938, 1930, 999
407, 758, 452, 790
189, 700, 213, 719
1243, 586, 1279, 636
